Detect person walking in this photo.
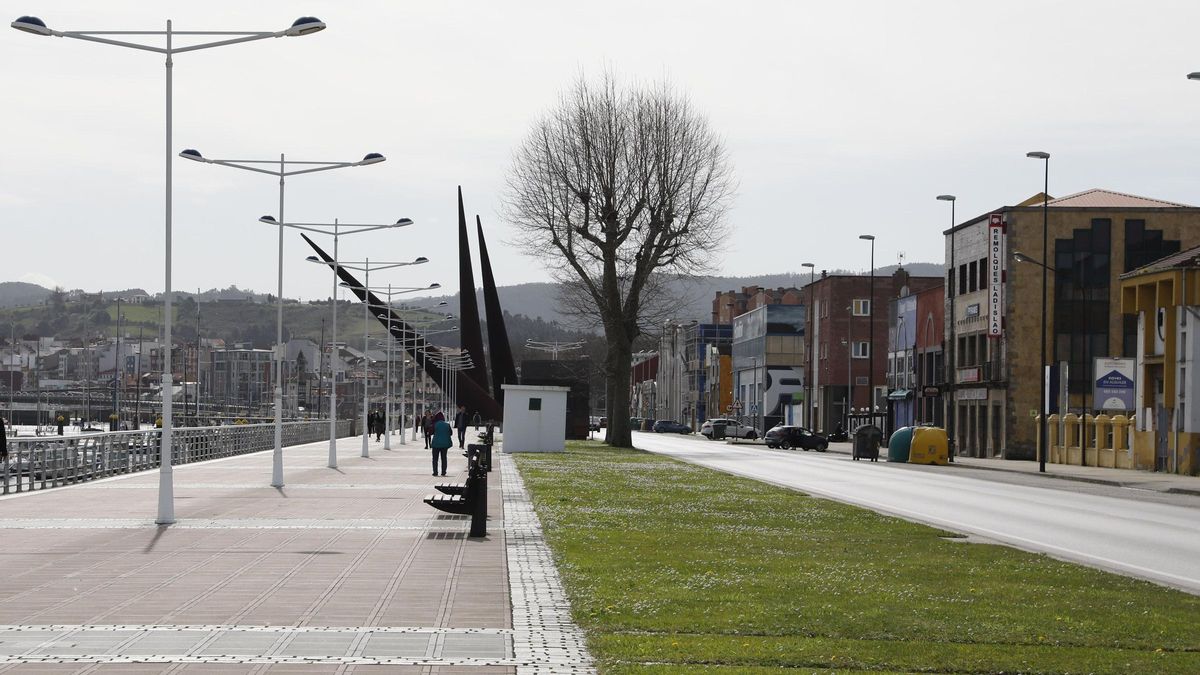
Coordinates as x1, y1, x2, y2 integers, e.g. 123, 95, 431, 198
430, 411, 452, 477
373, 410, 383, 442
422, 410, 435, 450
454, 404, 468, 449
416, 411, 426, 448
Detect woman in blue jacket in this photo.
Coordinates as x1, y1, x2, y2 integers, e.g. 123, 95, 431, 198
430, 411, 453, 476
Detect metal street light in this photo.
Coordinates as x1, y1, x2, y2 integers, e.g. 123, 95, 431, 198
411, 324, 458, 436
859, 234, 876, 426
336, 271, 436, 459
936, 194, 957, 462
1026, 151, 1051, 473
180, 149, 385, 487
340, 281, 439, 451
12, 13, 326, 525
300, 218, 415, 467
801, 262, 815, 429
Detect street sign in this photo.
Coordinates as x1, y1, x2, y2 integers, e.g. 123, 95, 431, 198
1093, 357, 1135, 411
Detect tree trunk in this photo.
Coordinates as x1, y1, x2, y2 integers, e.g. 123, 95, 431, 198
604, 332, 634, 448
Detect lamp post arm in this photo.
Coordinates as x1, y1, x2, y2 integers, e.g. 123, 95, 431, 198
283, 163, 359, 178
170, 32, 285, 54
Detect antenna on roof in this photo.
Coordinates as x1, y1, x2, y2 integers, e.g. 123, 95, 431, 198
897, 251, 906, 267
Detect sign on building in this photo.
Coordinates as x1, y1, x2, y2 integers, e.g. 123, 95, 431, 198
988, 213, 1005, 337
1093, 357, 1135, 411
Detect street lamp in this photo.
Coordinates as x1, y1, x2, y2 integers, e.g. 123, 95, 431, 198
859, 234, 876, 425
1026, 151, 1051, 473
936, 194, 957, 462
340, 281, 439, 452
180, 149, 385, 486
300, 218, 415, 467
801, 262, 815, 429
12, 13, 326, 525
336, 271, 436, 459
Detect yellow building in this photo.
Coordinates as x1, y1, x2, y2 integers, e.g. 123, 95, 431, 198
1119, 246, 1200, 475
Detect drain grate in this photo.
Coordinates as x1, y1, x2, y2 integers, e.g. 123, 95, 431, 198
426, 531, 466, 540
436, 514, 470, 520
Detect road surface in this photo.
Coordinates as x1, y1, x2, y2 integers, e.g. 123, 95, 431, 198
632, 431, 1200, 595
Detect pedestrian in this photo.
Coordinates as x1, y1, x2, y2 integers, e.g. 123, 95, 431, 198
454, 404, 468, 449
374, 410, 383, 442
430, 411, 452, 477
423, 411, 436, 450
1, 417, 8, 465
416, 411, 425, 447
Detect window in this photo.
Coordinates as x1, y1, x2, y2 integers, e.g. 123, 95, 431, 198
968, 260, 978, 292
978, 257, 987, 290
959, 264, 968, 295
528, 397, 542, 411
853, 341, 870, 358
852, 299, 871, 316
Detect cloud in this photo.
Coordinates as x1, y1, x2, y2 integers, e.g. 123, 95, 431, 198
19, 272, 61, 290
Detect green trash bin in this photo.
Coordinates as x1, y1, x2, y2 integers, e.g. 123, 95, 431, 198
888, 426, 914, 463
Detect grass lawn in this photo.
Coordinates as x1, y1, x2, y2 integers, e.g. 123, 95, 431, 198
513, 441, 1200, 674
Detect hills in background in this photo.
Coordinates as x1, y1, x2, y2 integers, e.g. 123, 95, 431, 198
0, 263, 941, 344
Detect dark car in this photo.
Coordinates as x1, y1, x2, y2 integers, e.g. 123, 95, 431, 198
652, 420, 691, 434
764, 425, 828, 451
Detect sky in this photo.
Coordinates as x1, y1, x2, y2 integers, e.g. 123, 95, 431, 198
5, 1, 1200, 304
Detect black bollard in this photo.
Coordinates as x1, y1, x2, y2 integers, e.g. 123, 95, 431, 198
468, 451, 487, 537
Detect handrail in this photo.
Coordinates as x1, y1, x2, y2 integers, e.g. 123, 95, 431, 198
2, 420, 354, 495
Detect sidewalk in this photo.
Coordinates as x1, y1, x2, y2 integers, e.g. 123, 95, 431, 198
0, 431, 593, 673
733, 437, 1200, 496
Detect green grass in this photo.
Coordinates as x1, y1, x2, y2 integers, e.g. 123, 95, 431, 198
513, 441, 1200, 674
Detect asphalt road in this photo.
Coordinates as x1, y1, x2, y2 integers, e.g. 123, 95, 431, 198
631, 431, 1200, 595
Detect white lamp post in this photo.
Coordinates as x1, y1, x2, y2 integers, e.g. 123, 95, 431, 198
411, 324, 457, 439
12, 13, 326, 525
179, 149, 384, 487
297, 218, 414, 467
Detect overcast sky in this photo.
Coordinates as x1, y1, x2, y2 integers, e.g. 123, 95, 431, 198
5, 1, 1200, 304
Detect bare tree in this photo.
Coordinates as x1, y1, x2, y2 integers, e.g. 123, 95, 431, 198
505, 73, 734, 447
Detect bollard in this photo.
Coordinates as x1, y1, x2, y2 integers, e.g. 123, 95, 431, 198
1094, 414, 1113, 467
468, 451, 488, 538
1047, 414, 1060, 463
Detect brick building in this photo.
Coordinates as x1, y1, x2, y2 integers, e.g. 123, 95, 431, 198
808, 268, 941, 434
711, 285, 805, 324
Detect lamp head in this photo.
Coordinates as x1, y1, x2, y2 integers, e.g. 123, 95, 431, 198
11, 16, 52, 36
801, 262, 815, 269
305, 256, 320, 263
359, 152, 386, 165
285, 16, 325, 37
413, 256, 428, 264
179, 149, 206, 162
428, 283, 441, 289
395, 217, 413, 227
259, 215, 277, 224
1012, 251, 1033, 264
936, 194, 956, 202
859, 234, 875, 241
437, 301, 448, 306
1189, 72, 1200, 81
1026, 151, 1050, 160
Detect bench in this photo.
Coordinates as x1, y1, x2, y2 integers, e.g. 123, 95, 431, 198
425, 443, 488, 536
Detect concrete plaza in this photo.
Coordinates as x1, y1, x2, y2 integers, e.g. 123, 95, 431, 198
0, 432, 593, 674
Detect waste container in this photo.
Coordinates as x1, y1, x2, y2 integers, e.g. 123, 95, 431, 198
642, 419, 654, 431
711, 422, 727, 440
887, 427, 913, 463
853, 424, 883, 462
909, 426, 949, 465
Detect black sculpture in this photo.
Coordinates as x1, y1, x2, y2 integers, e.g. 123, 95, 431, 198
477, 215, 517, 405
456, 187, 490, 393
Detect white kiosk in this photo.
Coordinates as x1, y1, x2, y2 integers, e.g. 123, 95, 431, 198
501, 384, 570, 453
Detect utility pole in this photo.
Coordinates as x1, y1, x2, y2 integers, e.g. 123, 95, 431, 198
135, 326, 144, 428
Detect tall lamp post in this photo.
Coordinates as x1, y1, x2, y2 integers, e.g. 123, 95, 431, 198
412, 325, 458, 438
180, 149, 385, 486
801, 262, 815, 428
1026, 151, 1050, 473
292, 217, 412, 467
936, 194, 957, 462
859, 234, 876, 426
12, 13, 327, 525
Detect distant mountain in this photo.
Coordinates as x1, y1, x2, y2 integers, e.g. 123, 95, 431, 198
0, 282, 52, 308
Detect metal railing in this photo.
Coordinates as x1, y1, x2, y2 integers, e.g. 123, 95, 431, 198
2, 420, 352, 495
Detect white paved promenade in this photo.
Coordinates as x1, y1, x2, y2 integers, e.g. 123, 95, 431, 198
0, 434, 593, 674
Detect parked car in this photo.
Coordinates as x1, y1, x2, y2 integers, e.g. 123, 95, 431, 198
588, 416, 602, 431
699, 418, 757, 440
652, 420, 692, 434
764, 425, 828, 451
